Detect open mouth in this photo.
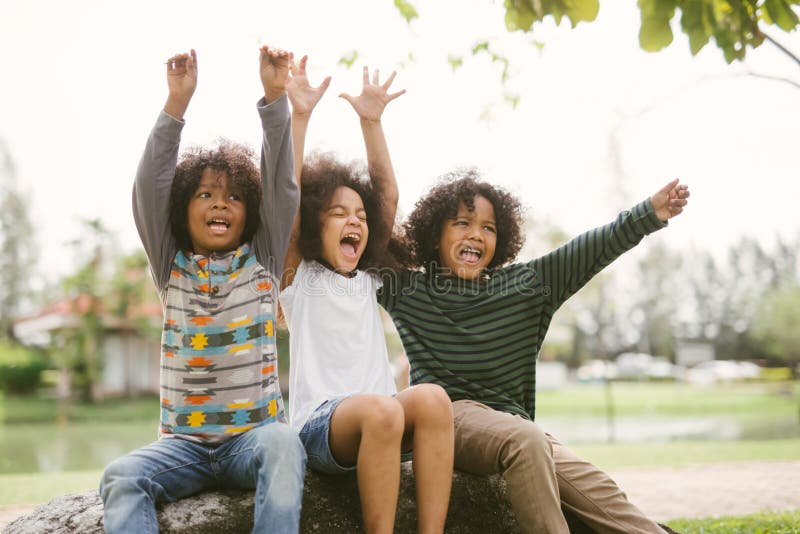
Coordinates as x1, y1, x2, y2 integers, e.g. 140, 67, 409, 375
340, 233, 362, 259
458, 246, 482, 265
207, 218, 230, 235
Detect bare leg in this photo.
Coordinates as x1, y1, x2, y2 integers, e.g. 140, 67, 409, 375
329, 394, 404, 534
396, 384, 454, 534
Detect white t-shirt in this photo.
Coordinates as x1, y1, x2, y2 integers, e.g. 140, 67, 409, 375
279, 260, 397, 432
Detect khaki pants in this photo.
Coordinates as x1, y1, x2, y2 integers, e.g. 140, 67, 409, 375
453, 400, 665, 534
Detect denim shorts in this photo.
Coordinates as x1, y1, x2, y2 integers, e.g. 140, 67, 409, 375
298, 396, 356, 475
298, 395, 414, 475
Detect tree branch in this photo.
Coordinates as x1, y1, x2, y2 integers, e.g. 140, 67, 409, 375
744, 71, 800, 90
762, 32, 800, 69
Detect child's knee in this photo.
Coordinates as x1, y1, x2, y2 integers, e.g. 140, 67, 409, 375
362, 396, 404, 437
253, 423, 306, 464
99, 456, 146, 501
413, 384, 453, 422
506, 422, 551, 461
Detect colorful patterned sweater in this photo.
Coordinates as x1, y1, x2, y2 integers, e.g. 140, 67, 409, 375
132, 95, 297, 445
378, 199, 666, 420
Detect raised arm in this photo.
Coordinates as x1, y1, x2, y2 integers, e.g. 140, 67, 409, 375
340, 67, 405, 247
531, 179, 690, 311
253, 45, 300, 278
281, 55, 331, 289
132, 50, 197, 294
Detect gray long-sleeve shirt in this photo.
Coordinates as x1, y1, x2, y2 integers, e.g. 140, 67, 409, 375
132, 95, 298, 444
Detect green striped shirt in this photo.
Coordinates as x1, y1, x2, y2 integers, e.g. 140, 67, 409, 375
378, 199, 666, 420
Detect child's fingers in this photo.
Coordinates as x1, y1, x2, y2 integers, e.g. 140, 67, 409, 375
362, 66, 369, 85
656, 178, 680, 196
339, 93, 355, 106
387, 89, 406, 101
383, 71, 397, 89
298, 55, 308, 71
319, 76, 332, 93
372, 68, 379, 86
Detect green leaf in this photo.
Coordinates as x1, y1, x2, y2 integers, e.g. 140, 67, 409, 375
640, 15, 675, 51
564, 0, 600, 28
763, 0, 800, 31
638, 0, 676, 51
471, 41, 490, 55
503, 92, 521, 109
337, 50, 359, 69
680, 0, 711, 55
504, 0, 536, 32
393, 0, 419, 24
447, 54, 464, 72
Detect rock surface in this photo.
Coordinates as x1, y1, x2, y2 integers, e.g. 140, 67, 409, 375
3, 465, 532, 533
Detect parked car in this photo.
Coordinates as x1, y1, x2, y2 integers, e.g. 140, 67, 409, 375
686, 360, 761, 385
576, 359, 618, 382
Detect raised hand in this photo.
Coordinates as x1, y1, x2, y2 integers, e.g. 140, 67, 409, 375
650, 179, 690, 221
287, 55, 332, 117
259, 45, 292, 103
339, 66, 405, 122
163, 49, 197, 120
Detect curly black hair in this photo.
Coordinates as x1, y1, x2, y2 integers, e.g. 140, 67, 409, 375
403, 168, 525, 270
298, 153, 401, 270
170, 140, 261, 252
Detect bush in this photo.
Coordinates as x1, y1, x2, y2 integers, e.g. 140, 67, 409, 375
0, 342, 47, 394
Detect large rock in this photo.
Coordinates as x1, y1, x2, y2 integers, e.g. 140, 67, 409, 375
4, 465, 592, 533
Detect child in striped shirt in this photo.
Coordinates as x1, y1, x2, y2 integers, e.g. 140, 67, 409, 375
378, 173, 689, 534
99, 46, 305, 534
279, 57, 454, 534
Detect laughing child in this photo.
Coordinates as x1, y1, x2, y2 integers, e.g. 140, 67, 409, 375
99, 46, 305, 534
377, 171, 689, 534
279, 59, 454, 534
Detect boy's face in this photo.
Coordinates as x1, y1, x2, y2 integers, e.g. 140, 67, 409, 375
437, 195, 497, 280
319, 186, 369, 274
187, 169, 246, 257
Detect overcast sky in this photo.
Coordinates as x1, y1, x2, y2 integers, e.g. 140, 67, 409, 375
1, 1, 798, 288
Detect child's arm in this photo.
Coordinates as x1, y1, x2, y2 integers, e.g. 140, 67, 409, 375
132, 50, 197, 295
253, 46, 301, 280
531, 179, 690, 310
281, 55, 331, 289
340, 67, 405, 246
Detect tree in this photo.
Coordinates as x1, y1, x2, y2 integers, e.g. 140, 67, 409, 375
753, 284, 800, 375
395, 1, 798, 63
0, 141, 37, 341
57, 218, 111, 402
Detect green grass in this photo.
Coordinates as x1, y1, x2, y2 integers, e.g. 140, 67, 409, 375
571, 439, 800, 470
536, 381, 799, 418
0, 470, 102, 505
0, 393, 158, 424
668, 509, 800, 533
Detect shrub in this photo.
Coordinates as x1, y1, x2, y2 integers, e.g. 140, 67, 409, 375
0, 342, 47, 394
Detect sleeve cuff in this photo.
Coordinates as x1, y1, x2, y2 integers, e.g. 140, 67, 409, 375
154, 110, 185, 141
257, 92, 290, 127
632, 198, 668, 234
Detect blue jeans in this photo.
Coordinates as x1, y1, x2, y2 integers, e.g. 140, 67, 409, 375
99, 423, 306, 534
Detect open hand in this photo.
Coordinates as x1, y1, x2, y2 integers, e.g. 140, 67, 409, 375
340, 66, 405, 122
259, 45, 291, 102
650, 179, 690, 221
165, 49, 197, 102
287, 55, 331, 116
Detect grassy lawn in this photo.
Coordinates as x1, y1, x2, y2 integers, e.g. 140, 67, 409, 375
668, 509, 800, 533
0, 470, 102, 505
0, 393, 158, 424
571, 438, 800, 470
536, 381, 799, 418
